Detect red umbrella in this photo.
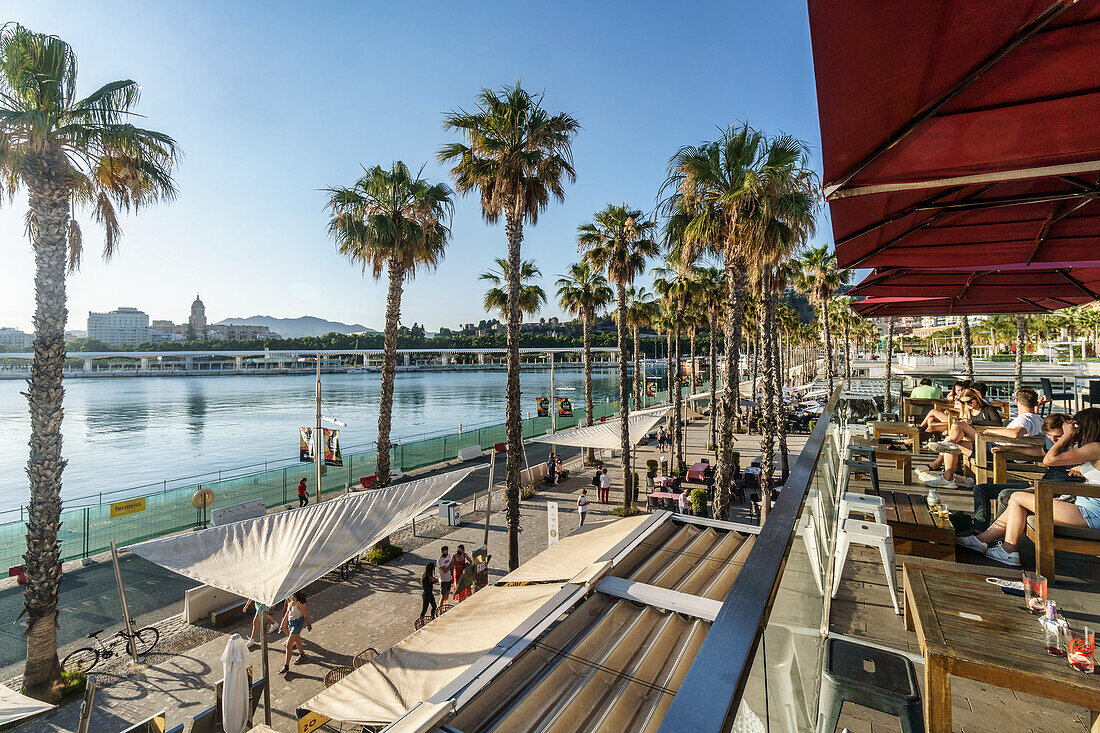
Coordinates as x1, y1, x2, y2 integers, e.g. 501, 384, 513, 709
849, 267, 1100, 305
850, 295, 1077, 317
809, 1, 1100, 270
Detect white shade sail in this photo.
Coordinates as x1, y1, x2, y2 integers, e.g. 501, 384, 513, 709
530, 408, 670, 451
129, 467, 478, 606
0, 685, 52, 726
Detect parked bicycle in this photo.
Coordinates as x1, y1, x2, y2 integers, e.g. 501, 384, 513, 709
61, 626, 160, 673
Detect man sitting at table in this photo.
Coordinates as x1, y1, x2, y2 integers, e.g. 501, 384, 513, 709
957, 413, 1083, 535
920, 387, 1015, 489
909, 377, 943, 400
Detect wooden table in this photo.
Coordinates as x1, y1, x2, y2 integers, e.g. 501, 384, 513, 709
852, 436, 914, 485
882, 492, 955, 560
903, 563, 1100, 732
873, 421, 921, 454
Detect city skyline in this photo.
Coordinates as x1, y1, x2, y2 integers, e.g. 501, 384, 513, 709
0, 1, 827, 335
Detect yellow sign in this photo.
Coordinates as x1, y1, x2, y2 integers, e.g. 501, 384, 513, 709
110, 497, 146, 518
298, 711, 331, 733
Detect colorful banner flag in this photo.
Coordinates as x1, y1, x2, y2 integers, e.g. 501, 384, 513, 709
323, 427, 343, 467
646, 381, 658, 396
536, 397, 550, 417
299, 427, 314, 462
556, 397, 574, 417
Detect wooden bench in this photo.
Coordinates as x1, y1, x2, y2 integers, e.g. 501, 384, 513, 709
872, 422, 921, 454
968, 434, 1044, 484
210, 599, 248, 626
992, 447, 1046, 484
1027, 480, 1100, 583
879, 490, 956, 560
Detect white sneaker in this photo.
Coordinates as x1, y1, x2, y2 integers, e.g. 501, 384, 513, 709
925, 475, 957, 489
985, 542, 1021, 567
246, 638, 258, 648
268, 624, 279, 634
916, 469, 939, 483
955, 475, 975, 488
956, 535, 988, 554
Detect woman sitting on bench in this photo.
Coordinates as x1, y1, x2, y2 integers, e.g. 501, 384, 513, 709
917, 380, 970, 435
958, 408, 1100, 567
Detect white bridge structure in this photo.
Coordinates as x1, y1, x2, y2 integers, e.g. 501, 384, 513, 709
0, 347, 625, 377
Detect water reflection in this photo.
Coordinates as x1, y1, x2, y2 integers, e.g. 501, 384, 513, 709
185, 385, 207, 439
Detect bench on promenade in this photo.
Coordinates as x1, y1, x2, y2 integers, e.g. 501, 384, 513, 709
210, 599, 248, 626
878, 491, 955, 561
458, 446, 483, 462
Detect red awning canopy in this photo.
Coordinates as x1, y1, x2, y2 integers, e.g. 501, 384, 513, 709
850, 296, 1069, 318
809, 1, 1100, 271
849, 268, 1100, 307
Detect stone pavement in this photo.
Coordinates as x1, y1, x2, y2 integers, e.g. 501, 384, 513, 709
18, 414, 792, 732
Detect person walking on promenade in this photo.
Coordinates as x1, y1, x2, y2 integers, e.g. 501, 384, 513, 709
297, 477, 308, 508
243, 599, 278, 648
436, 546, 453, 602
452, 545, 471, 602
418, 562, 439, 620
578, 488, 590, 526
278, 591, 312, 674
546, 452, 557, 485
599, 468, 611, 504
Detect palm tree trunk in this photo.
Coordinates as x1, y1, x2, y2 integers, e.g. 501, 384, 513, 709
759, 283, 777, 524
843, 315, 851, 381
714, 255, 746, 521
375, 256, 405, 488
822, 300, 835, 393
709, 311, 717, 451
616, 286, 633, 507
689, 328, 697, 397
776, 299, 790, 484
504, 212, 524, 570
22, 159, 69, 701
584, 312, 595, 465
666, 331, 673, 400
1015, 315, 1027, 393
961, 315, 974, 379
632, 326, 641, 410
884, 317, 896, 412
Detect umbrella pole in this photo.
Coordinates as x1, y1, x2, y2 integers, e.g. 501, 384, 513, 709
261, 619, 272, 725
484, 449, 495, 549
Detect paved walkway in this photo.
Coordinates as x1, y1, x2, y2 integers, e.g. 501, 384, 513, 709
18, 414, 792, 732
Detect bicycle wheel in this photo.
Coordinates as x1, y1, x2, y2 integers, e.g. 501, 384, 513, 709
61, 646, 99, 675
132, 627, 159, 657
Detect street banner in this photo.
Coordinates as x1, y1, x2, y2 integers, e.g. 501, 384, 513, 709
547, 502, 559, 546
646, 381, 658, 396
323, 427, 343, 467
299, 426, 314, 462
110, 497, 146, 519
536, 396, 550, 417
556, 397, 574, 417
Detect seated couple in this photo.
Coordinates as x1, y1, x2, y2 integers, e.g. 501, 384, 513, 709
919, 387, 1035, 490
957, 408, 1100, 567
915, 379, 975, 434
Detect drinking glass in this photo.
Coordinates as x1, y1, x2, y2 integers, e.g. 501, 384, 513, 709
1023, 571, 1047, 612
1069, 627, 1095, 673
1044, 620, 1067, 657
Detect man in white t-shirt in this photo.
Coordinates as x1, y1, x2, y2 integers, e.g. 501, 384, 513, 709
436, 546, 454, 601
598, 468, 611, 504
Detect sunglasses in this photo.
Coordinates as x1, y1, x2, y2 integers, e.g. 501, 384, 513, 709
961, 399, 976, 405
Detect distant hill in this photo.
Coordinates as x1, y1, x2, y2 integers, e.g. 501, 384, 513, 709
216, 316, 378, 338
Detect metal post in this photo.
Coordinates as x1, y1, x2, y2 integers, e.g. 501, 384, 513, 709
76, 679, 96, 733
549, 352, 556, 434
484, 449, 495, 549
315, 355, 323, 504
109, 540, 139, 664
261, 616, 271, 725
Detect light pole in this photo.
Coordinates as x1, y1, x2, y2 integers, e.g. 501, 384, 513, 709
315, 355, 323, 503
548, 351, 556, 434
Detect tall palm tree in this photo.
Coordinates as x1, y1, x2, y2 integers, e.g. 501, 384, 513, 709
884, 317, 897, 411
698, 266, 725, 451
653, 257, 695, 473
796, 244, 850, 394
663, 124, 805, 520
440, 84, 578, 570
1015, 315, 1029, 392
0, 25, 180, 699
326, 162, 453, 488
579, 204, 659, 507
832, 296, 855, 381
556, 262, 613, 464
622, 286, 655, 410
481, 258, 547, 319
960, 315, 975, 379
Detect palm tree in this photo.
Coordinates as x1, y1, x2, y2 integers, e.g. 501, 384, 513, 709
440, 83, 578, 570
579, 204, 659, 508
0, 25, 180, 699
556, 262, 613, 464
663, 124, 806, 520
653, 257, 696, 473
326, 162, 453, 488
698, 267, 725, 451
1015, 314, 1029, 392
960, 315, 975, 379
481, 258, 547, 319
796, 244, 850, 394
622, 286, 655, 410
884, 317, 897, 411
832, 296, 855, 381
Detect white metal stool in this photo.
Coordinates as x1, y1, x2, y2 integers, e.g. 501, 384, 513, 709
831, 518, 900, 615
839, 492, 886, 524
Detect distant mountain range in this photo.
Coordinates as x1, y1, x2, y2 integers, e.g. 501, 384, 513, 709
216, 316, 378, 338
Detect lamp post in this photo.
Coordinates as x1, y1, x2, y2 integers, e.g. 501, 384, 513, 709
548, 352, 556, 434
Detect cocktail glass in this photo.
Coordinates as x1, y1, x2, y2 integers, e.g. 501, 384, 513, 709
1068, 627, 1095, 673
1023, 571, 1047, 612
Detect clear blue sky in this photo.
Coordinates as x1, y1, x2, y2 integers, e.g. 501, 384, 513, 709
2, 0, 828, 334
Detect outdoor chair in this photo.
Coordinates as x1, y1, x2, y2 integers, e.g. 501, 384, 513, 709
324, 666, 354, 688
832, 519, 900, 615
1040, 377, 1074, 415
817, 637, 923, 733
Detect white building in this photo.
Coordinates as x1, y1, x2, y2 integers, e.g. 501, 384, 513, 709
147, 330, 183, 343
87, 307, 150, 346
0, 327, 32, 349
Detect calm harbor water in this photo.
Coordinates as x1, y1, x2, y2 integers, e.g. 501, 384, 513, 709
0, 368, 637, 515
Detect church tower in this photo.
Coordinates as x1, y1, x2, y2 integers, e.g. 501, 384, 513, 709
189, 294, 207, 335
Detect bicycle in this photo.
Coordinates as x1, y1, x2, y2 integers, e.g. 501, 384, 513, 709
61, 626, 160, 673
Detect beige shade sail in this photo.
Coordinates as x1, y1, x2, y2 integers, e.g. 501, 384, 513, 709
300, 583, 564, 726
128, 467, 479, 607
496, 515, 649, 586
530, 408, 670, 451
0, 685, 52, 726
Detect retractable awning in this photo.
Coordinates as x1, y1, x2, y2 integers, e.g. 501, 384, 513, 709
0, 685, 52, 726
530, 408, 670, 451
129, 467, 478, 606
850, 296, 1061, 317
809, 1, 1100, 271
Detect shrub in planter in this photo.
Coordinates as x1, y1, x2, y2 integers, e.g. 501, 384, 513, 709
365, 544, 404, 565
611, 504, 643, 517
690, 488, 708, 517
521, 485, 535, 500
646, 459, 659, 475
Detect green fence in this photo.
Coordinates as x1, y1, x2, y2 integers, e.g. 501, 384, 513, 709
0, 385, 693, 572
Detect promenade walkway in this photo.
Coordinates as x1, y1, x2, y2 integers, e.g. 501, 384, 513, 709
16, 413, 800, 732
